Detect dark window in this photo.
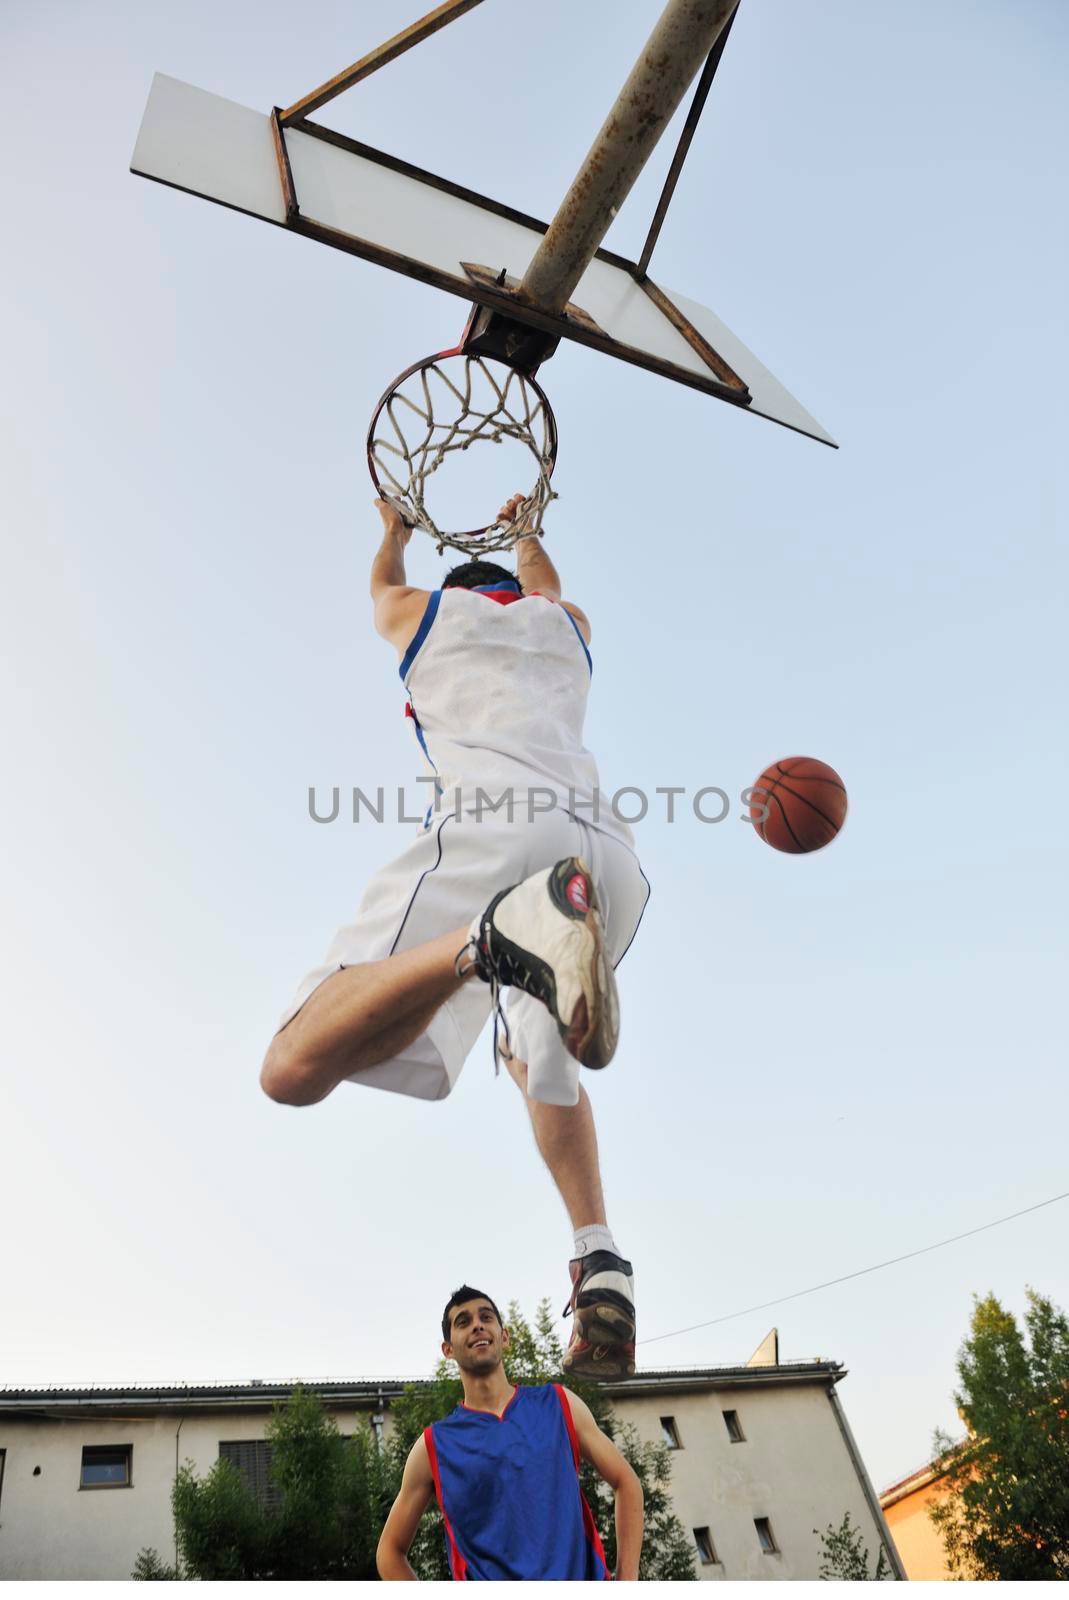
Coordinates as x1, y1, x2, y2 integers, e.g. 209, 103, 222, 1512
660, 1416, 682, 1449
723, 1408, 745, 1442
693, 1526, 718, 1565
219, 1440, 280, 1510
80, 1446, 131, 1488
755, 1516, 778, 1553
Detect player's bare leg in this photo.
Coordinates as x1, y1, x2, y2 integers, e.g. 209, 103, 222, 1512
502, 1048, 635, 1381
261, 926, 471, 1106
501, 1052, 607, 1227
262, 855, 619, 1108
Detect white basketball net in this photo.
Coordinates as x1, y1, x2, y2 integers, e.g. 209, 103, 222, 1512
369, 354, 557, 555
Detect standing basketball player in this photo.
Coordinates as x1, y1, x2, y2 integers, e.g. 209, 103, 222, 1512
376, 1287, 643, 1581
260, 498, 649, 1378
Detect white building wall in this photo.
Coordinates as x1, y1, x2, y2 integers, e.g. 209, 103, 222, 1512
0, 1383, 889, 1582
617, 1385, 889, 1581
0, 1407, 374, 1581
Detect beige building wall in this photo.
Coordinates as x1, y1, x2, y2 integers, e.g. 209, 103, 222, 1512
0, 1405, 377, 1582
618, 1384, 890, 1581
0, 1368, 900, 1583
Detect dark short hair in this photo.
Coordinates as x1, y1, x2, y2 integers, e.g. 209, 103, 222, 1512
442, 559, 519, 592
441, 1285, 504, 1343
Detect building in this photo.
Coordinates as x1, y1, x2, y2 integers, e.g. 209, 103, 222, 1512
880, 1458, 954, 1580
0, 1332, 903, 1581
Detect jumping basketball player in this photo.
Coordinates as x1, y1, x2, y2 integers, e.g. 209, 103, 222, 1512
376, 1286, 643, 1581
260, 497, 649, 1378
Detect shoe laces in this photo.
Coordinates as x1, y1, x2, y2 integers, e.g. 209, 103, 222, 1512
488, 944, 553, 1008
455, 935, 512, 1077
454, 938, 480, 980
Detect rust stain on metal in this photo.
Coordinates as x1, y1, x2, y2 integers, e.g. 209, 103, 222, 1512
269, 107, 299, 222
519, 0, 738, 313
639, 277, 750, 395
637, 10, 737, 278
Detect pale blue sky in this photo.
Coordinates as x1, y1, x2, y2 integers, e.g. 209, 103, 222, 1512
2, 0, 1067, 1493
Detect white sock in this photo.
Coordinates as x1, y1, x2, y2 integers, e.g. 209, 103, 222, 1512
573, 1224, 620, 1260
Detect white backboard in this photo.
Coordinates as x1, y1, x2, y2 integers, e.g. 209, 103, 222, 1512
131, 73, 835, 447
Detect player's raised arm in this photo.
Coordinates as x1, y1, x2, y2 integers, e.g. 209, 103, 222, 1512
516, 530, 562, 600
376, 1433, 435, 1581
566, 1388, 644, 1582
370, 498, 414, 601
371, 499, 429, 654
502, 494, 591, 643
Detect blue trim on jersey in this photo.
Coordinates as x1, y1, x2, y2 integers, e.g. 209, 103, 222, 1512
561, 606, 593, 676
399, 589, 442, 680
473, 580, 521, 594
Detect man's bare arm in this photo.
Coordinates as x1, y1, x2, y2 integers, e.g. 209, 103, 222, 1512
370, 500, 430, 654
370, 498, 415, 602
566, 1390, 644, 1581
516, 534, 563, 600
521, 538, 591, 643
498, 494, 590, 643
377, 1435, 435, 1580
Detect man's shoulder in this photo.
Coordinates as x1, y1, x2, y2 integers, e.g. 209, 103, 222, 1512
375, 585, 433, 627
375, 586, 435, 653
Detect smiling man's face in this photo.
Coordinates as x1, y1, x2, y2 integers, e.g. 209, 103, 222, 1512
444, 1298, 510, 1374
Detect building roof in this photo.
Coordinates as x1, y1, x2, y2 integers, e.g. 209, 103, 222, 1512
879, 1438, 965, 1507
0, 1360, 844, 1418
879, 1460, 944, 1507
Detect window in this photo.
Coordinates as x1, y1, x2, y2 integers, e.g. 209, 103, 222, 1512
693, 1526, 718, 1565
754, 1517, 778, 1553
219, 1440, 280, 1510
723, 1408, 745, 1442
660, 1416, 682, 1449
80, 1446, 131, 1488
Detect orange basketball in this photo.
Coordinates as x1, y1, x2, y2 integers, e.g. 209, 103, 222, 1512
750, 756, 848, 854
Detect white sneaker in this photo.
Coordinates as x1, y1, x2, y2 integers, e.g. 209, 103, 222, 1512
461, 857, 619, 1069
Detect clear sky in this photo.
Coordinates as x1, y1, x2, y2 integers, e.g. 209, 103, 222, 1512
3, 0, 1067, 1495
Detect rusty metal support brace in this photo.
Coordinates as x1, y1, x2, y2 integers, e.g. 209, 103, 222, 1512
636, 3, 738, 279
279, 0, 487, 127
270, 109, 299, 221
517, 0, 739, 316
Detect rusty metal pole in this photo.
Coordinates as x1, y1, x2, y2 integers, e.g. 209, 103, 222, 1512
518, 0, 738, 315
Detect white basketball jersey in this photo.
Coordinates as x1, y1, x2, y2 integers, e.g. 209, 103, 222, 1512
400, 587, 631, 844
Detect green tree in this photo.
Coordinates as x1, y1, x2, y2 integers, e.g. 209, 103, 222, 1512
131, 1548, 180, 1580
813, 1511, 892, 1580
386, 1298, 697, 1581
929, 1288, 1069, 1580
134, 1387, 388, 1580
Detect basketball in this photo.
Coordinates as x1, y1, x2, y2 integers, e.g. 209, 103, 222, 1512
750, 756, 848, 854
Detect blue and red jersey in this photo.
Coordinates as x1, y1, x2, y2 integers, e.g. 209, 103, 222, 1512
424, 1382, 610, 1581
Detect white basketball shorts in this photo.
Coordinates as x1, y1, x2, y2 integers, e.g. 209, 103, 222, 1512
277, 808, 650, 1107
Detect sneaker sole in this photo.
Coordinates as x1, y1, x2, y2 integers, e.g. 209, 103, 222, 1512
560, 862, 619, 1070
564, 1342, 637, 1382
576, 1298, 636, 1347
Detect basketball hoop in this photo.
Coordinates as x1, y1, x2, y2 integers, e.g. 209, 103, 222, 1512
367, 350, 558, 555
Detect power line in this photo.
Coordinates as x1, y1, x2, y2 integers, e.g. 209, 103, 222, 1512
639, 1187, 1069, 1348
